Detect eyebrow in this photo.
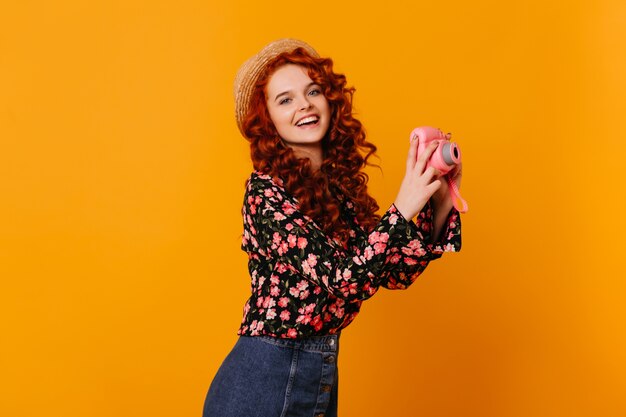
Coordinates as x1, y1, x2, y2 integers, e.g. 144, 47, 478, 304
273, 82, 319, 102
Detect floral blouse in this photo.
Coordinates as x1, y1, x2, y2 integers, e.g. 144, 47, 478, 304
237, 171, 461, 339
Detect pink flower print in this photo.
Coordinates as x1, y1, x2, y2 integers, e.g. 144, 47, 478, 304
321, 275, 330, 288
306, 253, 317, 267
408, 239, 422, 251
302, 260, 312, 277
273, 232, 282, 245
299, 290, 310, 300
289, 287, 300, 298
270, 274, 279, 286
389, 213, 398, 225
388, 253, 401, 264
379, 232, 389, 243
374, 242, 387, 255
277, 242, 288, 256
364, 246, 374, 260
274, 212, 286, 221
266, 309, 276, 320
352, 255, 363, 266
254, 195, 262, 205
275, 262, 288, 274
280, 310, 291, 321
264, 189, 274, 197
296, 314, 311, 325
313, 286, 322, 295
368, 231, 380, 245
404, 258, 418, 265
285, 223, 294, 231
304, 303, 316, 314
294, 218, 305, 227
256, 296, 264, 308
270, 286, 280, 297
278, 297, 289, 308
296, 280, 309, 292
444, 243, 456, 252
407, 239, 426, 256
250, 320, 264, 336
282, 202, 296, 215
287, 234, 297, 248
287, 328, 298, 338
311, 315, 323, 331
262, 297, 276, 309
297, 237, 308, 249
342, 268, 352, 281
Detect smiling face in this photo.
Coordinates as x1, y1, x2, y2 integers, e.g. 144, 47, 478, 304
265, 64, 331, 150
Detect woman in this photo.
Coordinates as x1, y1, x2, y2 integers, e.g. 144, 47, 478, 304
203, 38, 462, 417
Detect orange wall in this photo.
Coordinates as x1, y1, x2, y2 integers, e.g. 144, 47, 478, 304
1, 1, 625, 416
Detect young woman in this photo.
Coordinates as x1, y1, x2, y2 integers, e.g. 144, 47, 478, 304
203, 38, 462, 417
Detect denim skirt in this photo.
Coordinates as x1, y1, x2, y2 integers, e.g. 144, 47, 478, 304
203, 333, 340, 417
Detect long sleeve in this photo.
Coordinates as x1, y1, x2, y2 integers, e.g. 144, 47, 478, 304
244, 173, 444, 302
380, 202, 461, 289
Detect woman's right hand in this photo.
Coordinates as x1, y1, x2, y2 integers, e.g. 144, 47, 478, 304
393, 136, 442, 221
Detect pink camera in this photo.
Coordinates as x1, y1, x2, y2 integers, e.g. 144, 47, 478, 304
410, 126, 468, 213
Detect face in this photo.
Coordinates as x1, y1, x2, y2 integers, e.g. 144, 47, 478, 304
265, 64, 331, 149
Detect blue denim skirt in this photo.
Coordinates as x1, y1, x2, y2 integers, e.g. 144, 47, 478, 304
203, 334, 340, 417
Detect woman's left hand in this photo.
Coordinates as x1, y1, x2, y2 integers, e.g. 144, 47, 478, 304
431, 162, 462, 213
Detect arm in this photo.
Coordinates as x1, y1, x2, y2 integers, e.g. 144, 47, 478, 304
380, 201, 461, 289
245, 174, 442, 303
382, 137, 463, 289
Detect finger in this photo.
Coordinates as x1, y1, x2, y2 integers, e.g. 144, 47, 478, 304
421, 166, 440, 183
415, 141, 439, 173
425, 179, 442, 197
406, 134, 418, 171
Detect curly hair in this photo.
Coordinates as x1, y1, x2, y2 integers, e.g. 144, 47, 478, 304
241, 47, 380, 245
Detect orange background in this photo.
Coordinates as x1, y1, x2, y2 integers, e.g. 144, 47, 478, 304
1, 1, 625, 416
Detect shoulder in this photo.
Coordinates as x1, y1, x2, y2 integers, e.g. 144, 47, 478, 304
244, 171, 298, 211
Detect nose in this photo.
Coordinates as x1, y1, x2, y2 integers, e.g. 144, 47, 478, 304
297, 95, 312, 110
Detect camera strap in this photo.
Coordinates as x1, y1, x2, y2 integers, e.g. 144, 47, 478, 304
447, 175, 468, 213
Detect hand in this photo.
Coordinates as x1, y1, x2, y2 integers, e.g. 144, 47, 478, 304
393, 136, 442, 221
431, 162, 462, 212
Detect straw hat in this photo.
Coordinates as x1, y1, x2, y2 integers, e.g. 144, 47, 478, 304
233, 38, 320, 138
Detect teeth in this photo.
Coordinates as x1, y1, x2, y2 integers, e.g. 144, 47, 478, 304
296, 116, 318, 126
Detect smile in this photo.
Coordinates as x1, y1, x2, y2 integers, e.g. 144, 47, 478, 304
295, 116, 320, 127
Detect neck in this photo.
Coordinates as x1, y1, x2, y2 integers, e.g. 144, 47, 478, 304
289, 143, 323, 171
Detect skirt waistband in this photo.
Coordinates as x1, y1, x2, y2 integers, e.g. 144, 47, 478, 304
251, 333, 340, 353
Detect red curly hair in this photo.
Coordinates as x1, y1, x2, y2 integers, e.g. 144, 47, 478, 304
242, 47, 380, 244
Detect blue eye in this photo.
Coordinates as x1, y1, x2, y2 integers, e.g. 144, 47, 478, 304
279, 98, 291, 105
